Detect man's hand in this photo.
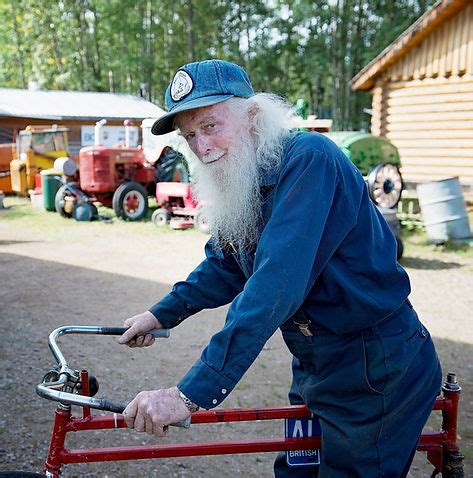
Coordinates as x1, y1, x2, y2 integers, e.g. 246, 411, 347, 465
122, 387, 191, 437
117, 311, 162, 347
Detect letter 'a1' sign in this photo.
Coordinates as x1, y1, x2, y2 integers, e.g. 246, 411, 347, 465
285, 417, 321, 467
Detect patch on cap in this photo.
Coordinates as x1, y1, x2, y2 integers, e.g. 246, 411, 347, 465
170, 70, 193, 101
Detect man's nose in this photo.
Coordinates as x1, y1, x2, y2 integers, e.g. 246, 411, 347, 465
195, 135, 212, 158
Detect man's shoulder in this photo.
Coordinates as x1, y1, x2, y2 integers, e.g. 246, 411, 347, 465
282, 131, 343, 170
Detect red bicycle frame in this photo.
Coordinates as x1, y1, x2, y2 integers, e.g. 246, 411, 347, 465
37, 326, 465, 478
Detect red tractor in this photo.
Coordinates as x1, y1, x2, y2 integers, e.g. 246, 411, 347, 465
76, 142, 154, 220
151, 182, 209, 233
55, 120, 189, 221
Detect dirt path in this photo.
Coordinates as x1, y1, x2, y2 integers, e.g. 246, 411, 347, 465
1, 202, 471, 477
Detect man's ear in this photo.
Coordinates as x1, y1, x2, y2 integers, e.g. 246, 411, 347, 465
247, 103, 258, 122
247, 104, 259, 135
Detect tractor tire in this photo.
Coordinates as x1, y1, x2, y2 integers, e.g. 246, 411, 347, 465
112, 182, 148, 221
151, 208, 171, 227
156, 151, 190, 183
172, 160, 190, 183
395, 236, 404, 261
55, 184, 77, 218
366, 163, 403, 209
195, 211, 210, 234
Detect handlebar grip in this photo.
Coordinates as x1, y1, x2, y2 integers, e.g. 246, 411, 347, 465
99, 399, 191, 428
100, 327, 170, 339
100, 399, 127, 413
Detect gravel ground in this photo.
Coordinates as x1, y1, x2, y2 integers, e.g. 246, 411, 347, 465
0, 198, 472, 477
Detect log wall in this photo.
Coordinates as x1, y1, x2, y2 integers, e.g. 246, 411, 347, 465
371, 2, 473, 199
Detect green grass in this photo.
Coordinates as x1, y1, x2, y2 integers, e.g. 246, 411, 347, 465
2, 196, 472, 259
401, 216, 473, 259
0, 195, 200, 240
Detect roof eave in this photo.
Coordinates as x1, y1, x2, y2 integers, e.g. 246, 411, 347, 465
0, 113, 152, 122
0, 113, 64, 120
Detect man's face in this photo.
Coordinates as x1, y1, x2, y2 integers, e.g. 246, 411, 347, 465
175, 101, 248, 164
175, 100, 261, 249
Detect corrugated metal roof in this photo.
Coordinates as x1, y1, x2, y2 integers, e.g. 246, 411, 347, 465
0, 88, 166, 120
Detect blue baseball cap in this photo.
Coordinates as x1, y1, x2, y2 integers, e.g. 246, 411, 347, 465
151, 59, 254, 135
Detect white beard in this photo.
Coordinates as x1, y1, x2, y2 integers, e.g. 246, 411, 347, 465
192, 132, 262, 252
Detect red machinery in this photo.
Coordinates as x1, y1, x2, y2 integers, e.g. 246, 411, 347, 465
78, 143, 155, 220
4, 325, 462, 478
55, 120, 154, 221
55, 120, 189, 221
152, 181, 209, 233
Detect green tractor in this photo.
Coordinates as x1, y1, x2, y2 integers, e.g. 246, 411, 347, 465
293, 99, 403, 210
325, 132, 403, 210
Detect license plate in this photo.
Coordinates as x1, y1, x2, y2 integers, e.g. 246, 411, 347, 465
285, 417, 321, 467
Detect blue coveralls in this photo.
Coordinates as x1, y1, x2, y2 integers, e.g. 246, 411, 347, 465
150, 132, 442, 477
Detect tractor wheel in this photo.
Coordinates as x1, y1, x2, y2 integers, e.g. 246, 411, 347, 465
112, 182, 148, 221
151, 208, 171, 227
55, 185, 77, 218
366, 163, 403, 209
195, 211, 210, 234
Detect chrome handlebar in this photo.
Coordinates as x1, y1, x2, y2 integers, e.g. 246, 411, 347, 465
36, 326, 190, 428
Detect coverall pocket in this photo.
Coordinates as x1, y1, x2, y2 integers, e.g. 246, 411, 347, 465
370, 320, 429, 395
362, 333, 388, 395
310, 332, 378, 397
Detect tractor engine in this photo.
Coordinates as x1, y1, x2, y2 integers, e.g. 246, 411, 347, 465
79, 146, 155, 198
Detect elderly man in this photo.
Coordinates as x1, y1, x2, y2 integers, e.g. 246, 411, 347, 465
118, 59, 441, 477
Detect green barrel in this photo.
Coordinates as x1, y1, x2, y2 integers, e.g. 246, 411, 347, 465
324, 132, 401, 175
40, 169, 62, 211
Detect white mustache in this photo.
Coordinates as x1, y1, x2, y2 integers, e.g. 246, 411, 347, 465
200, 150, 225, 164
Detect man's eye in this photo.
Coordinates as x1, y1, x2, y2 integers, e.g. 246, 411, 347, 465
205, 123, 215, 129
185, 132, 195, 141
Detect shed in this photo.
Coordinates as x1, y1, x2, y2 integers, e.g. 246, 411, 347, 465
351, 0, 473, 199
0, 88, 165, 158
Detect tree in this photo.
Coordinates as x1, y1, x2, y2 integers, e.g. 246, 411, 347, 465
0, 0, 437, 129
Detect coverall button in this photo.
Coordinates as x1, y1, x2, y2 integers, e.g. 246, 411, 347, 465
419, 328, 427, 338
212, 399, 218, 405
221, 388, 227, 394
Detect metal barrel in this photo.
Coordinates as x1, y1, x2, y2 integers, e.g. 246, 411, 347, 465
54, 156, 78, 176
417, 177, 471, 243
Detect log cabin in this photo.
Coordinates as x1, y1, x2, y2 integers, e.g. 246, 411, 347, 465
352, 0, 473, 201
